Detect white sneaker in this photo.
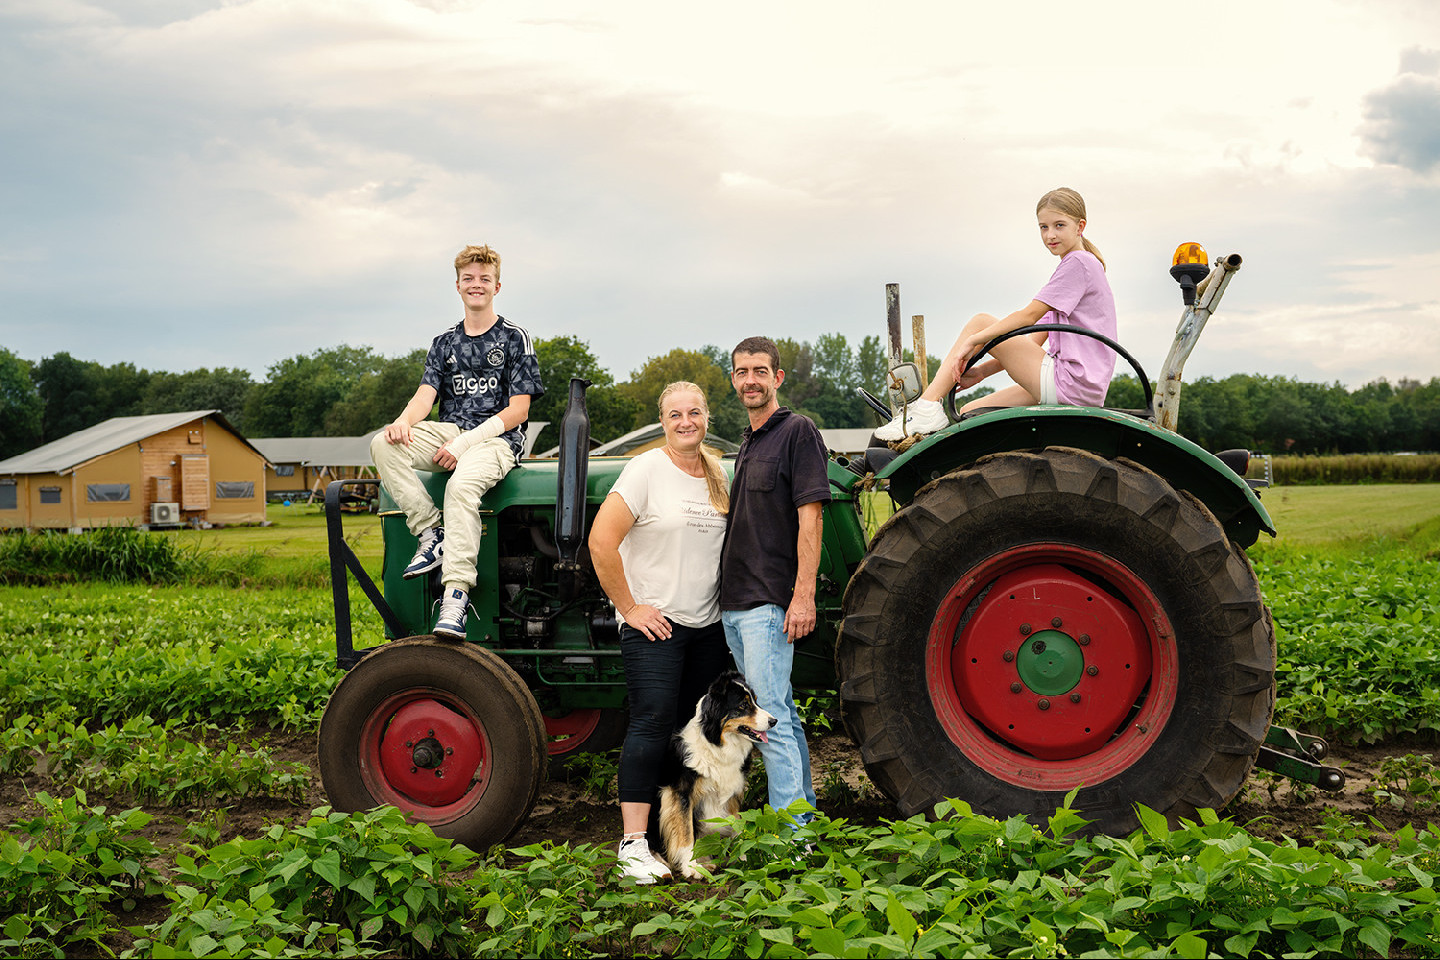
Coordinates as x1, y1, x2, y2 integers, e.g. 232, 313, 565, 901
434, 588, 468, 640
617, 838, 672, 884
872, 397, 948, 442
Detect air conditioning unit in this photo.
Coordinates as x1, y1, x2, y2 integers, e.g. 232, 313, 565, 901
150, 502, 181, 525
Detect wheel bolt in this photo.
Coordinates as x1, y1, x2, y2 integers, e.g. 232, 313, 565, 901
428, 729, 435, 737
1086, 665, 1099, 676
1019, 623, 1032, 636
404, 741, 413, 748
1003, 650, 1015, 662
445, 746, 453, 755
1051, 617, 1063, 628
410, 766, 417, 774
1037, 699, 1050, 711
1078, 634, 1091, 646
1031, 639, 1047, 654
1070, 693, 1081, 703
1010, 682, 1022, 693
434, 769, 443, 778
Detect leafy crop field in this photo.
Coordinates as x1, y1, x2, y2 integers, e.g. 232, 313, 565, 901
3, 491, 1440, 957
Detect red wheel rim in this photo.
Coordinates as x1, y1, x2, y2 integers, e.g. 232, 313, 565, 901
926, 543, 1178, 789
359, 689, 490, 824
543, 708, 603, 758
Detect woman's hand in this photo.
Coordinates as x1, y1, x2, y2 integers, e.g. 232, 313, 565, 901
625, 604, 672, 641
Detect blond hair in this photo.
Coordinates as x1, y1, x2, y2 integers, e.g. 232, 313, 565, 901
1036, 188, 1105, 270
454, 244, 501, 280
658, 381, 730, 515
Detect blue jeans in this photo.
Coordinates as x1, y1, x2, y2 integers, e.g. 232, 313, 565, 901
722, 604, 816, 824
617, 620, 730, 804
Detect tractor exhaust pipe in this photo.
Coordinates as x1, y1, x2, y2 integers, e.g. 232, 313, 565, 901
554, 377, 592, 601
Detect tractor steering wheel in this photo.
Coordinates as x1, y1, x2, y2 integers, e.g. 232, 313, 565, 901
942, 324, 1154, 422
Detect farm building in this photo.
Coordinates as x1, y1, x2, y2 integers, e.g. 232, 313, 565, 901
0, 410, 269, 530
250, 421, 553, 503
249, 433, 380, 503
535, 422, 738, 459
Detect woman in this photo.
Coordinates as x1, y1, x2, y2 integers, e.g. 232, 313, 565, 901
874, 186, 1118, 439
588, 381, 732, 883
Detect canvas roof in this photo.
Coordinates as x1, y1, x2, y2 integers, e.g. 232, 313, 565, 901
0, 410, 266, 475
819, 428, 880, 455
249, 432, 381, 468
589, 422, 739, 457
250, 421, 551, 466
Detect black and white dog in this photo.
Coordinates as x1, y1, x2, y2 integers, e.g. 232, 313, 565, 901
657, 670, 777, 879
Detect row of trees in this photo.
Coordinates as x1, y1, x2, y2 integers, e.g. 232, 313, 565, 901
2, 342, 1437, 461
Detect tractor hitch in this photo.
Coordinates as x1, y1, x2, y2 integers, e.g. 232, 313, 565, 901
1255, 726, 1345, 792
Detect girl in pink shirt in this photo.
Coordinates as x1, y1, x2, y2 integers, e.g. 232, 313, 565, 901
874, 187, 1118, 441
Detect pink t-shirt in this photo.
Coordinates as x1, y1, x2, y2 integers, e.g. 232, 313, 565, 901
1034, 250, 1117, 406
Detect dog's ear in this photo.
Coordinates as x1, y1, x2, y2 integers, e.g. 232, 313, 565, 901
697, 691, 727, 746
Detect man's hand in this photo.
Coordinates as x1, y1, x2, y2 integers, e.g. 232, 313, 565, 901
783, 594, 817, 643
383, 419, 413, 445
432, 444, 458, 470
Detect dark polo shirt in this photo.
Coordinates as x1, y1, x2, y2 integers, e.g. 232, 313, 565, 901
720, 407, 831, 612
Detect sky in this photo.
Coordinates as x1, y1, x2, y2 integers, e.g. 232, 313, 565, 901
2, 0, 1439, 392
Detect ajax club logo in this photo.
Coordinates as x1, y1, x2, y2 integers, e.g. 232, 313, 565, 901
486, 347, 505, 367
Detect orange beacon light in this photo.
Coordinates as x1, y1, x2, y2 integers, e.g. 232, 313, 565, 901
1169, 243, 1210, 306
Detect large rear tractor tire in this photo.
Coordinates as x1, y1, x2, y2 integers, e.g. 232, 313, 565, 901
319, 637, 547, 850
838, 447, 1275, 835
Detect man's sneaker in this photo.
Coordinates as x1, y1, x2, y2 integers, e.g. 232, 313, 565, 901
403, 526, 444, 579
873, 397, 948, 442
434, 588, 468, 640
617, 838, 672, 884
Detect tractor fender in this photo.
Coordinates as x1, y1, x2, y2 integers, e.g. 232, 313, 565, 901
874, 406, 1275, 548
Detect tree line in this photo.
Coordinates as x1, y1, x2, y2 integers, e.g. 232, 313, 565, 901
1, 342, 1436, 461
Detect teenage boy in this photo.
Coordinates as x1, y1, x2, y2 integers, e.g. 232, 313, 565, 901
369, 244, 543, 638
718, 336, 830, 825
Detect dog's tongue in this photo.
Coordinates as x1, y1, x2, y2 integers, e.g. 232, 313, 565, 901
754, 729, 770, 743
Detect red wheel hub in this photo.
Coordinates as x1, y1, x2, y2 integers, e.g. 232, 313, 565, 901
544, 708, 602, 757
927, 544, 1177, 789
361, 690, 489, 822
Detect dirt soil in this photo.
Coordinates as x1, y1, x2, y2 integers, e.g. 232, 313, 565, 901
4, 729, 1436, 855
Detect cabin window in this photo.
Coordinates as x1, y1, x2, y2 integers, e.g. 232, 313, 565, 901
215, 481, 255, 499
275, 465, 296, 477
39, 486, 62, 504
0, 481, 15, 511
86, 483, 131, 502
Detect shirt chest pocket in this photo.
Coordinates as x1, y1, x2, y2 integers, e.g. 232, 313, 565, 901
745, 456, 779, 493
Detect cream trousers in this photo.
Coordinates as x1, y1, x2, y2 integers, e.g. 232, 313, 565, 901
369, 421, 515, 591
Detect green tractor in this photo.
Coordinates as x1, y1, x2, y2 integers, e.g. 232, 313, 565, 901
317, 245, 1341, 850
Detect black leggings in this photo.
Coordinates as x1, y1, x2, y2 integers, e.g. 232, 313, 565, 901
616, 620, 731, 804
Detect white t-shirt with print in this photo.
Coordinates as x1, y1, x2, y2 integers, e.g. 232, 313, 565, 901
611, 448, 727, 629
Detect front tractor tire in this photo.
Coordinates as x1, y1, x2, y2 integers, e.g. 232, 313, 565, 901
319, 637, 547, 850
838, 448, 1275, 835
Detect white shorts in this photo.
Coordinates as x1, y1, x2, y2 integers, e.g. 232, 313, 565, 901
1039, 354, 1059, 405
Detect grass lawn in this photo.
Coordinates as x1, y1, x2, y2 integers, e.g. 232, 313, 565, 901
1258, 483, 1440, 547
157, 502, 384, 579
139, 483, 1440, 574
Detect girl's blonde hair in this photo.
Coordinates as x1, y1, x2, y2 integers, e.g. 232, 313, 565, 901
658, 381, 730, 515
1036, 187, 1105, 270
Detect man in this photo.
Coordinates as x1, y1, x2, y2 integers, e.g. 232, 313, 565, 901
719, 336, 830, 826
369, 244, 543, 639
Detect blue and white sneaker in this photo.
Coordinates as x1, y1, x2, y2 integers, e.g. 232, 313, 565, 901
403, 526, 444, 579
434, 588, 468, 640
